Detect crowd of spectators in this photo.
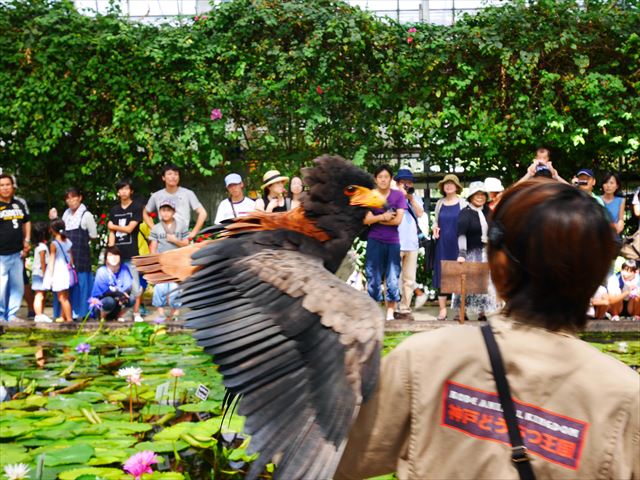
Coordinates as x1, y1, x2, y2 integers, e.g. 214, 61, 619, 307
1, 153, 639, 323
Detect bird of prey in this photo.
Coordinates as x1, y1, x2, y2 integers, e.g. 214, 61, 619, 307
135, 155, 386, 479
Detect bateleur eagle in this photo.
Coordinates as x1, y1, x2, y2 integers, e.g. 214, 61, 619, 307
134, 155, 386, 479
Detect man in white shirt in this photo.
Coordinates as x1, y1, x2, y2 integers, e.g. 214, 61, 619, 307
144, 163, 208, 240
214, 173, 255, 224
394, 169, 427, 320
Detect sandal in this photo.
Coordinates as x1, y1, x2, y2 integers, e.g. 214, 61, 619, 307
437, 309, 447, 321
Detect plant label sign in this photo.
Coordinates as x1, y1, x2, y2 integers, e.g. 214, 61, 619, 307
155, 382, 171, 405
195, 384, 210, 401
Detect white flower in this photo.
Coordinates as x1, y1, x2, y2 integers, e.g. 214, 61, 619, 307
4, 463, 30, 480
127, 374, 142, 386
117, 367, 142, 379
617, 342, 629, 353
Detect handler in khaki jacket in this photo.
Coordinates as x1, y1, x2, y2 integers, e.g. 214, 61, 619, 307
337, 180, 640, 480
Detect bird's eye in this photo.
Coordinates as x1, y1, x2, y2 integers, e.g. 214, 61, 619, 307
344, 186, 357, 196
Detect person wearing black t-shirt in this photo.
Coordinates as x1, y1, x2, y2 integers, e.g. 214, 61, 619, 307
0, 173, 31, 322
108, 178, 144, 322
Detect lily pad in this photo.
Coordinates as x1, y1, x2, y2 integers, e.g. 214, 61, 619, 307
58, 467, 128, 480
134, 440, 189, 453
0, 419, 36, 438
44, 443, 95, 466
178, 400, 222, 413
0, 443, 31, 465
0, 395, 48, 411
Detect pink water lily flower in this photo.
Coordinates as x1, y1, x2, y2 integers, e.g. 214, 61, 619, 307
169, 368, 185, 377
408, 27, 417, 33
123, 451, 159, 480
210, 108, 222, 120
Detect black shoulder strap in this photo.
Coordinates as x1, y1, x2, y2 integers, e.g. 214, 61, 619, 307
405, 200, 425, 238
480, 324, 536, 480
228, 198, 237, 218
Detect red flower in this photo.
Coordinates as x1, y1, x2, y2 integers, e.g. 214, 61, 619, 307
407, 37, 414, 44
99, 220, 105, 225
316, 86, 324, 95
100, 213, 107, 219
150, 212, 157, 218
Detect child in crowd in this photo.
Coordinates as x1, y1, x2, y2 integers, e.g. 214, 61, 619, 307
149, 199, 189, 320
587, 284, 609, 319
31, 221, 52, 323
607, 259, 640, 321
43, 219, 74, 322
91, 246, 134, 321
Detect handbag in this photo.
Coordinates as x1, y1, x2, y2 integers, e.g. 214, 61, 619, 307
55, 240, 78, 288
620, 230, 640, 261
481, 324, 536, 480
406, 201, 437, 270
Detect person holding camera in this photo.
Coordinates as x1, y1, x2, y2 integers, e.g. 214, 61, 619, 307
90, 246, 134, 321
517, 147, 569, 184
572, 168, 605, 206
394, 169, 427, 320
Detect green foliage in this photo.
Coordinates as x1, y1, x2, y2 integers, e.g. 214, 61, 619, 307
0, 0, 638, 207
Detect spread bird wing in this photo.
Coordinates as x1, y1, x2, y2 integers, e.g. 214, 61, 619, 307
179, 241, 384, 479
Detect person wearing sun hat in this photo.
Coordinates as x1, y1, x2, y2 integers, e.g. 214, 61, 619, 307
432, 173, 466, 320
255, 170, 291, 213
484, 177, 504, 210
452, 181, 500, 320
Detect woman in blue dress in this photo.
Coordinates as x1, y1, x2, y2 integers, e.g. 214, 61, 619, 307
432, 174, 465, 320
599, 172, 625, 240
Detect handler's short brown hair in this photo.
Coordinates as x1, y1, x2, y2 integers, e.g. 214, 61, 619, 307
488, 179, 616, 331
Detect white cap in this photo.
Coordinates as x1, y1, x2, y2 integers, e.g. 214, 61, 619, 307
484, 177, 504, 193
224, 173, 242, 187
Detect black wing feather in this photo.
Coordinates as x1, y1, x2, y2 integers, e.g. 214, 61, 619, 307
178, 234, 382, 480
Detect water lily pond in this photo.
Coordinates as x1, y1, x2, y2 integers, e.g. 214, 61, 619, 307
0, 324, 637, 479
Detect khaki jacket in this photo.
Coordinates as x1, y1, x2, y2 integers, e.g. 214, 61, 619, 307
336, 315, 639, 480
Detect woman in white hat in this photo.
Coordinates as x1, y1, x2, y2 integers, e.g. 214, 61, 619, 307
484, 177, 504, 211
255, 170, 290, 213
453, 181, 500, 319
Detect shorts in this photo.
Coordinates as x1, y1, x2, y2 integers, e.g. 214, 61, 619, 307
31, 275, 46, 292
152, 282, 181, 309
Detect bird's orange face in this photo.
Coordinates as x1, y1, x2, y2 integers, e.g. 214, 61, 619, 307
343, 185, 386, 208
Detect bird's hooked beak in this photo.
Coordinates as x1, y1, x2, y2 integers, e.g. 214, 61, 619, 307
346, 186, 386, 209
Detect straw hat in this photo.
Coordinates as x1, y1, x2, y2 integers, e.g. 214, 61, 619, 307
261, 170, 289, 190
437, 174, 463, 194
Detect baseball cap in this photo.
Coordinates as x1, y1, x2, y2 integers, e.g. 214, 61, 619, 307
159, 198, 176, 210
225, 173, 242, 187
576, 168, 595, 178
394, 168, 415, 182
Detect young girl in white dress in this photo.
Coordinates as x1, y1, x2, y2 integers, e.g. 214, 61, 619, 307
43, 219, 74, 322
31, 222, 52, 323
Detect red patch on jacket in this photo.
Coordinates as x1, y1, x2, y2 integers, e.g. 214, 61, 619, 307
441, 381, 589, 470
